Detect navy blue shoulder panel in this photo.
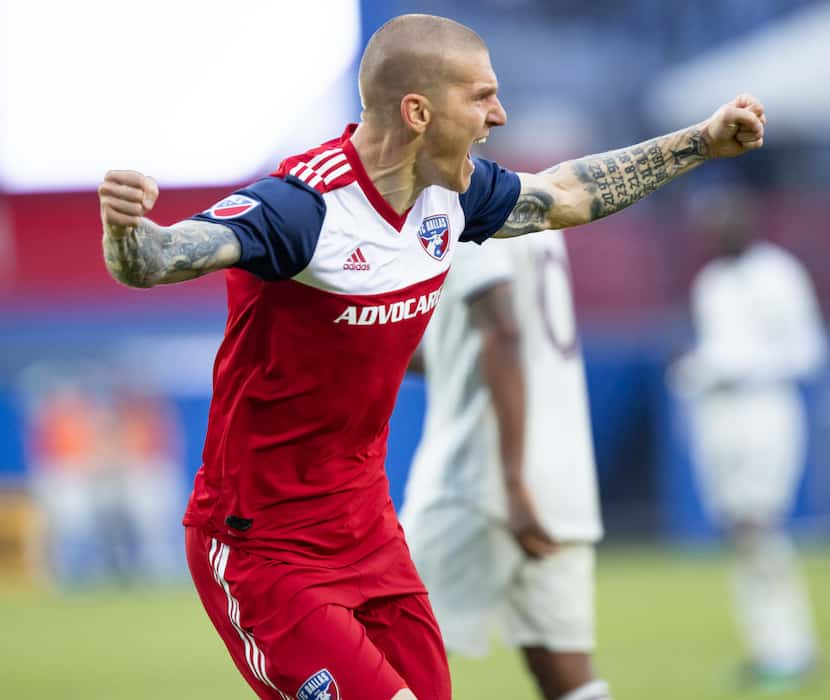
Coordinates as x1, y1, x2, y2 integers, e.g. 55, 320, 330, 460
458, 158, 521, 244
189, 175, 326, 280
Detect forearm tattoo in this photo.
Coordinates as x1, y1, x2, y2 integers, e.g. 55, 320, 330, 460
102, 220, 239, 287
573, 128, 708, 221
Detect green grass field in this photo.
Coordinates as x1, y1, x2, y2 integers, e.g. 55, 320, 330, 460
1, 545, 827, 699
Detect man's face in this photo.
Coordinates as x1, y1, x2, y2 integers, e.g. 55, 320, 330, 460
419, 49, 507, 192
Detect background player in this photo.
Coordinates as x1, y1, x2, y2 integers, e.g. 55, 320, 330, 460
401, 230, 608, 700
670, 186, 826, 689
97, 13, 766, 700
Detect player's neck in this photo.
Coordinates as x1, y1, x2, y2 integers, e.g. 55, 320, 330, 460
350, 122, 425, 215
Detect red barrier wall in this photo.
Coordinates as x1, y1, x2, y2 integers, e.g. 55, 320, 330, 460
2, 189, 828, 317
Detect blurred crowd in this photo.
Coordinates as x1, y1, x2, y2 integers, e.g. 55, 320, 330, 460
20, 365, 184, 585
411, 0, 827, 187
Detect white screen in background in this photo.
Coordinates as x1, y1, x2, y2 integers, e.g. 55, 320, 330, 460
0, 1, 361, 191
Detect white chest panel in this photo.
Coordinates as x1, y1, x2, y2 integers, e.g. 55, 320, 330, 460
294, 183, 465, 295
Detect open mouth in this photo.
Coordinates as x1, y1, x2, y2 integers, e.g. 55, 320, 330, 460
467, 136, 488, 164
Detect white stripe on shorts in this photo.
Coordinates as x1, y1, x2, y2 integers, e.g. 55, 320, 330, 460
209, 539, 290, 699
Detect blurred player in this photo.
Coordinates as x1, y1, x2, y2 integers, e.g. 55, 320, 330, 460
670, 187, 826, 689
98, 13, 766, 700
401, 232, 609, 700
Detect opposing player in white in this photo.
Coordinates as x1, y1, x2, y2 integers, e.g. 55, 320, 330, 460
671, 189, 827, 688
401, 232, 609, 700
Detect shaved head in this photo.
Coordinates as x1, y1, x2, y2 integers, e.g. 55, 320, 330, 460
359, 14, 488, 121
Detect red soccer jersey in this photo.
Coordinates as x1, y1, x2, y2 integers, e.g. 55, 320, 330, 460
183, 125, 520, 570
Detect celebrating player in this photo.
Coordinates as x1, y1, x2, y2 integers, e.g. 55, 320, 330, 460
401, 231, 608, 700
98, 14, 766, 700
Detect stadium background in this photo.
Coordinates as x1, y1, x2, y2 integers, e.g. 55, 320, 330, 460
0, 1, 828, 698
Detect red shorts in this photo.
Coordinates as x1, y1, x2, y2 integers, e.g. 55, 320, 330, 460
185, 526, 451, 700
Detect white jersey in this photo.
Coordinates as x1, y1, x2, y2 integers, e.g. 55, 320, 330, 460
403, 232, 603, 542
688, 241, 826, 389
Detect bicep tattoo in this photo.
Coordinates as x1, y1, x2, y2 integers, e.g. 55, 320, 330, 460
103, 220, 240, 288
573, 128, 707, 221
498, 190, 555, 238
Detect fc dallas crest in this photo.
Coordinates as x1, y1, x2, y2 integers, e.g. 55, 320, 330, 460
297, 669, 340, 700
417, 214, 450, 260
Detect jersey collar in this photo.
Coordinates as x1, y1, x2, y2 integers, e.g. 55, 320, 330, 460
340, 123, 412, 233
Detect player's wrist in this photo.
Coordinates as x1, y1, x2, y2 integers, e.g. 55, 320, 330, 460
102, 217, 138, 241
696, 121, 715, 160
104, 227, 130, 241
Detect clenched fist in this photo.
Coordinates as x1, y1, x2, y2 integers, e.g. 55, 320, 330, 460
98, 170, 159, 239
702, 94, 766, 158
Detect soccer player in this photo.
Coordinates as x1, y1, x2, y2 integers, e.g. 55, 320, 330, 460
98, 13, 766, 700
401, 231, 608, 700
670, 188, 826, 689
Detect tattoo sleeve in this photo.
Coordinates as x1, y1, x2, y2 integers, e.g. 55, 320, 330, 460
572, 127, 708, 221
102, 219, 240, 288
497, 127, 709, 237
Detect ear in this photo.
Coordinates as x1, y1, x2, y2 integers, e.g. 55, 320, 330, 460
400, 93, 431, 133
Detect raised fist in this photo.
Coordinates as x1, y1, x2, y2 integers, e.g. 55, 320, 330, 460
98, 170, 159, 239
703, 94, 766, 159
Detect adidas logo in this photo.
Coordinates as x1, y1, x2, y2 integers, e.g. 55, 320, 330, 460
343, 247, 370, 271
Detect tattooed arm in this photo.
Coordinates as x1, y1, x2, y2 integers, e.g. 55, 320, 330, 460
496, 94, 766, 237
103, 219, 240, 288
99, 170, 240, 288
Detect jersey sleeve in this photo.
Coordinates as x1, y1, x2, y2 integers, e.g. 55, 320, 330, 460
459, 158, 521, 244
189, 175, 326, 280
